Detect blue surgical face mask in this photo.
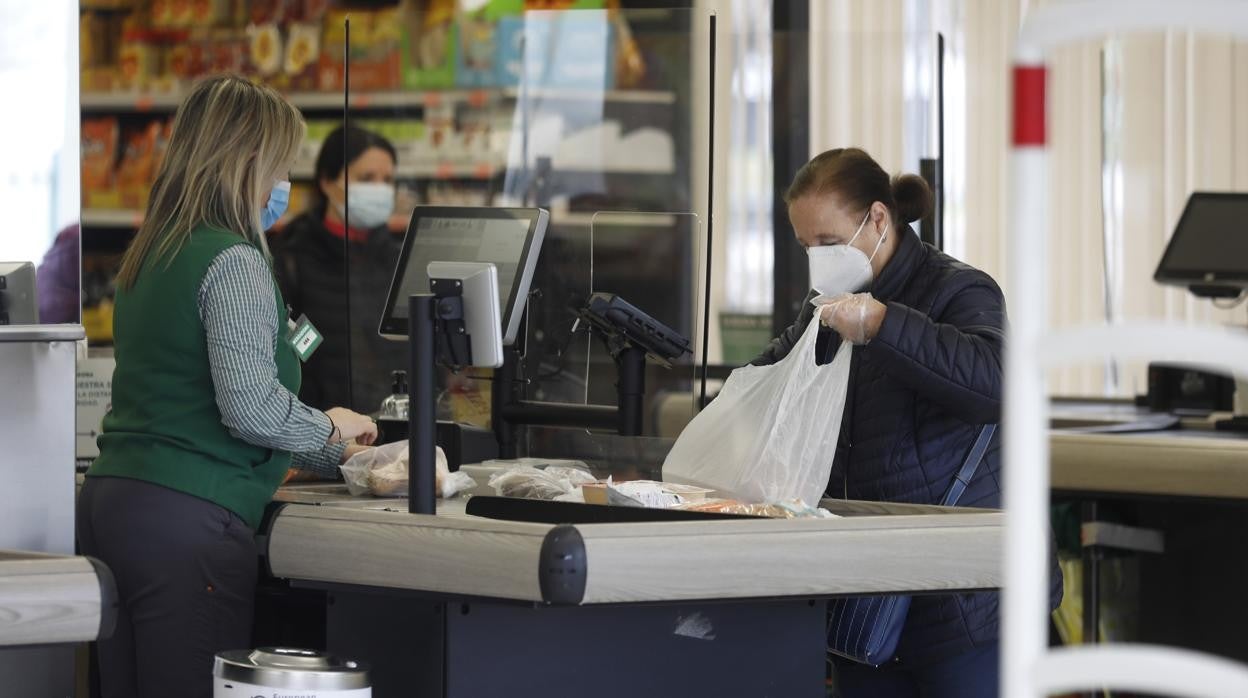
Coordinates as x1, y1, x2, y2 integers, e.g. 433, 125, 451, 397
335, 182, 396, 230
262, 180, 291, 230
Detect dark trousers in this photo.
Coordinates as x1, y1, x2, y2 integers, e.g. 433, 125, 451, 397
77, 476, 258, 698
832, 642, 999, 698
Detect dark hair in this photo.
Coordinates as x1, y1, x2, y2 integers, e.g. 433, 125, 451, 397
312, 125, 398, 216
784, 147, 933, 225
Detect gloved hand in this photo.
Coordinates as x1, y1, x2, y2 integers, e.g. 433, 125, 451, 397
816, 292, 887, 345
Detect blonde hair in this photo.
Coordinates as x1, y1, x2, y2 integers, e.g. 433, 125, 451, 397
116, 74, 306, 290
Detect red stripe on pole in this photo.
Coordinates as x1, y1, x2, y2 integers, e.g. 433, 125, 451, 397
1013, 66, 1047, 146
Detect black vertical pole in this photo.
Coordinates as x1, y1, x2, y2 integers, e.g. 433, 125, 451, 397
698, 13, 716, 408
342, 17, 356, 409
408, 294, 437, 515
617, 347, 646, 436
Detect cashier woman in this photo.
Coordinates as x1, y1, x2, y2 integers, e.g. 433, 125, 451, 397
79, 75, 379, 697
756, 147, 1061, 698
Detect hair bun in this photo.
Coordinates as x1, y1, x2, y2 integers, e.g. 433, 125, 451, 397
891, 174, 934, 224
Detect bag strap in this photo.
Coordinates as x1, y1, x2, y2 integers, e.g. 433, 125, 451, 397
940, 424, 997, 507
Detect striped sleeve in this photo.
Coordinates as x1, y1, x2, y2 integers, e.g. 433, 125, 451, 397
291, 442, 346, 478
199, 244, 338, 456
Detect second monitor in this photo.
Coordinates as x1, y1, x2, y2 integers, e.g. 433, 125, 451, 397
380, 206, 549, 343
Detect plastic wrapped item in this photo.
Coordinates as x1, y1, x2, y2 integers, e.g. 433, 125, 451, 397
604, 480, 683, 509
340, 441, 474, 499
676, 498, 838, 520
581, 480, 714, 507
814, 292, 877, 345
488, 465, 596, 500
663, 316, 851, 506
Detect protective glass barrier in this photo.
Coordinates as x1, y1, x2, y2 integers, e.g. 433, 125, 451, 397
3, 2, 78, 327
583, 211, 703, 434
308, 6, 714, 464
505, 7, 713, 463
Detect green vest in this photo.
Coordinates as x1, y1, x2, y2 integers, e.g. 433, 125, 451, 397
89, 225, 300, 529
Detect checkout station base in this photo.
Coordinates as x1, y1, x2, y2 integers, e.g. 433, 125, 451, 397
259, 489, 1001, 697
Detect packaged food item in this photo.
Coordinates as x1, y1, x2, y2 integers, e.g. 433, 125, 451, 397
209, 30, 248, 74
676, 498, 838, 519
119, 28, 160, 90
190, 0, 234, 26
82, 118, 120, 209
151, 119, 174, 181
401, 0, 457, 89
247, 22, 284, 77
453, 0, 522, 88
170, 0, 196, 28
283, 21, 320, 89
581, 480, 714, 506
340, 440, 473, 499
116, 121, 163, 209
496, 8, 615, 89
488, 464, 596, 500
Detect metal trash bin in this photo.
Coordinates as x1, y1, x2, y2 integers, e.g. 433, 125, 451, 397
214, 647, 370, 697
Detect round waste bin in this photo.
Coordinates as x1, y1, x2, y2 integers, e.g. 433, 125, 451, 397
213, 647, 370, 697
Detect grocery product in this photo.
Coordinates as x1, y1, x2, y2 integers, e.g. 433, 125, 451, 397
82, 118, 120, 209
248, 23, 284, 77
116, 121, 164, 209
284, 22, 320, 89
401, 0, 457, 89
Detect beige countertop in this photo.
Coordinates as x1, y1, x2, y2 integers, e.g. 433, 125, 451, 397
0, 550, 112, 647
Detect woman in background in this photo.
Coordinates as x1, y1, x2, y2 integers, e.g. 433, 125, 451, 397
271, 124, 408, 416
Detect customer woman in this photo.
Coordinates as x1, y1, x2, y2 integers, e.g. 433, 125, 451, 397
755, 147, 1061, 698
78, 75, 378, 697
270, 124, 407, 415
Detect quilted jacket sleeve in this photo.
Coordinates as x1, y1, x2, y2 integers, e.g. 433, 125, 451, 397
750, 290, 821, 366
866, 275, 1005, 424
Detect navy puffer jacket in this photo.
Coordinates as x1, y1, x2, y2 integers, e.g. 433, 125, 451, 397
754, 228, 1061, 667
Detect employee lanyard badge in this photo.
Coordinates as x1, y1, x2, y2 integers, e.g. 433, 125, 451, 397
285, 305, 323, 362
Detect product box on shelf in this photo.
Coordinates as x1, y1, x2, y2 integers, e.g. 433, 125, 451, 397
82, 118, 120, 209
454, 0, 523, 88
496, 9, 615, 90
248, 23, 285, 78
401, 0, 457, 89
116, 120, 166, 210
284, 21, 321, 90
320, 8, 402, 91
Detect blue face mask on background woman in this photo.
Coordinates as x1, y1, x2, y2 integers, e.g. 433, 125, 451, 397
261, 180, 291, 231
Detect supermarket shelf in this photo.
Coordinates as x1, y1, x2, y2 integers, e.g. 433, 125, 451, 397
290, 162, 504, 181
502, 87, 676, 105
81, 209, 144, 228
80, 87, 676, 112
553, 212, 678, 227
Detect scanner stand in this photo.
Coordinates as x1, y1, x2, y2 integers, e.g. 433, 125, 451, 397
407, 282, 473, 516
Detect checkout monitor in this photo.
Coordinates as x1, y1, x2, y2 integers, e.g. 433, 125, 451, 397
380, 206, 549, 343
1154, 192, 1248, 292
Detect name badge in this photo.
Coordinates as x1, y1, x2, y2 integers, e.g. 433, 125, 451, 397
286, 314, 323, 362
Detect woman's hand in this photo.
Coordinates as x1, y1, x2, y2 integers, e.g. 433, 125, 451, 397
325, 407, 378, 445
818, 292, 887, 345
339, 442, 373, 465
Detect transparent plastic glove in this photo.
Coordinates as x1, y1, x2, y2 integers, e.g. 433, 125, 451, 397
817, 292, 885, 345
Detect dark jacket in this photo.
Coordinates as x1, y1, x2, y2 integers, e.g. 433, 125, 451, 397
270, 212, 407, 414
755, 229, 1062, 667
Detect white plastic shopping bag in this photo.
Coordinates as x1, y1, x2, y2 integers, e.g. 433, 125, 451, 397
663, 316, 851, 505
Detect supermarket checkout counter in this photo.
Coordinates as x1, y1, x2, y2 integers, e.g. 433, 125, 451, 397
1050, 399, 1248, 659
263, 488, 1001, 697
1051, 401, 1248, 499
0, 550, 116, 647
